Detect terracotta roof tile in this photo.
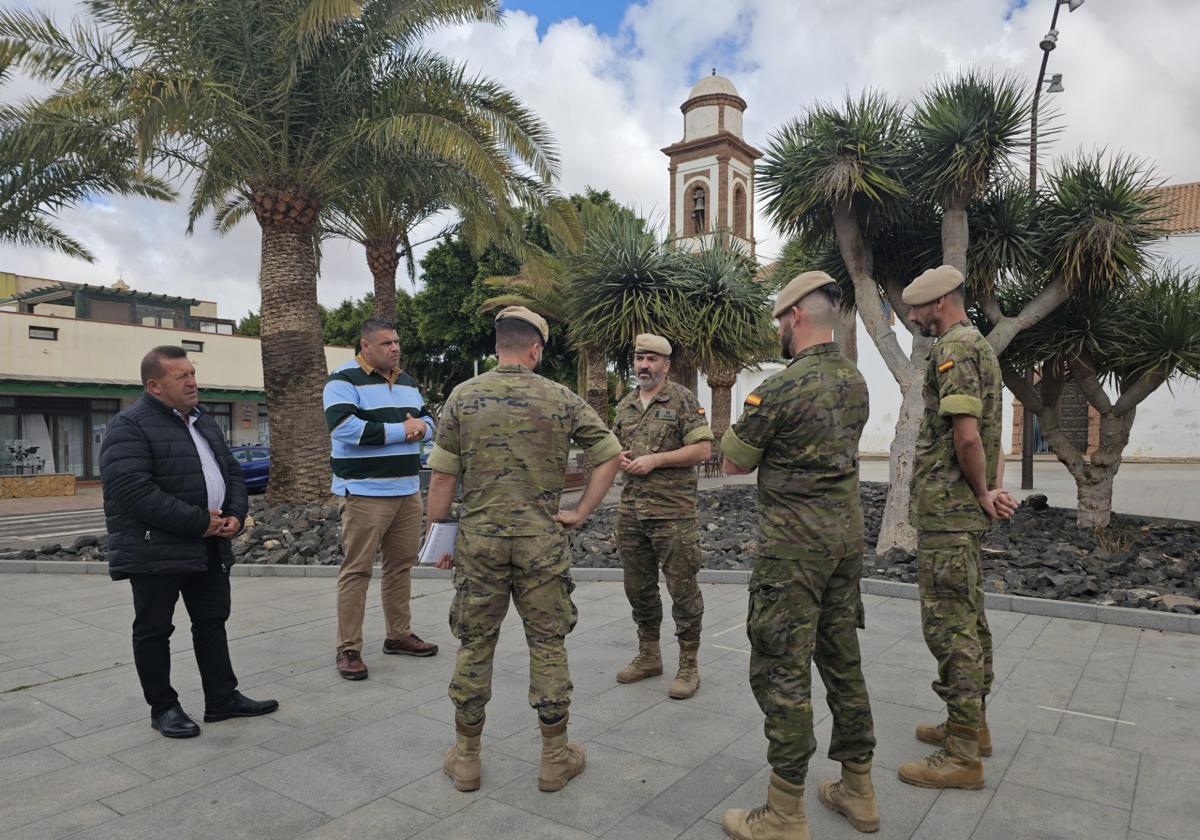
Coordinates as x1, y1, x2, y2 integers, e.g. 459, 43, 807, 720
1153, 181, 1200, 234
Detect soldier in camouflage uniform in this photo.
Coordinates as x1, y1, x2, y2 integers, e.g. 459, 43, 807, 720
719, 272, 878, 840
898, 265, 1015, 791
425, 306, 622, 794
612, 333, 714, 699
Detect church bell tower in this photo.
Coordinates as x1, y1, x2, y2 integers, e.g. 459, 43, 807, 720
662, 70, 762, 257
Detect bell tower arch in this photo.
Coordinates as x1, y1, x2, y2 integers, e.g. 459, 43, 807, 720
662, 70, 762, 257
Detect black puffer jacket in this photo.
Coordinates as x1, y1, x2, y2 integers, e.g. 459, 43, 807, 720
100, 393, 248, 579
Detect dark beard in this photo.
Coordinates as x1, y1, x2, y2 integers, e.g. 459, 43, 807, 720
779, 329, 793, 359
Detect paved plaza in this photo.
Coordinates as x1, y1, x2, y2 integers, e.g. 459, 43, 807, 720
1, 573, 1198, 839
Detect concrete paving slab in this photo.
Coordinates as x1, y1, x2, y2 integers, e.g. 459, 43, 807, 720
1005, 732, 1140, 809
971, 781, 1130, 840
82, 775, 328, 840
1, 574, 1198, 839
1130, 752, 1200, 840
488, 741, 690, 835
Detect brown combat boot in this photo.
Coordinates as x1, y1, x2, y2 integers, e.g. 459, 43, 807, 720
668, 640, 700, 699
720, 771, 810, 840
898, 722, 984, 790
537, 715, 585, 792
443, 717, 484, 792
616, 637, 663, 684
817, 759, 879, 833
916, 707, 992, 757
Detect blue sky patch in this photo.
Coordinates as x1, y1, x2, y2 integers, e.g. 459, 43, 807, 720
504, 0, 631, 37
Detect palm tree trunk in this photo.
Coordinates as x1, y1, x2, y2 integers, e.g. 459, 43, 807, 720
576, 349, 588, 401
669, 353, 698, 394
584, 343, 608, 419
704, 368, 738, 444
252, 184, 330, 504
836, 305, 858, 363
366, 240, 400, 319
830, 201, 924, 555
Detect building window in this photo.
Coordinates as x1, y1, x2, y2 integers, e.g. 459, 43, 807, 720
29, 326, 58, 341
181, 339, 204, 352
257, 404, 269, 444
733, 185, 748, 238
199, 401, 232, 443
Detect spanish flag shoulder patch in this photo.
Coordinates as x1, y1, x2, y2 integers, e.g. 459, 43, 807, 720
744, 393, 763, 407
937, 359, 955, 374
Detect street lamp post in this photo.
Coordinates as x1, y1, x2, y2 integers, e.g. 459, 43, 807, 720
1022, 0, 1083, 490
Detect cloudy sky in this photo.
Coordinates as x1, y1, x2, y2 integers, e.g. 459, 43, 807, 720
3, 0, 1198, 321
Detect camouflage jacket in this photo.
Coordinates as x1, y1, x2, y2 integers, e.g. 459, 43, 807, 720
720, 343, 868, 560
912, 321, 1004, 533
613, 381, 714, 519
427, 364, 621, 536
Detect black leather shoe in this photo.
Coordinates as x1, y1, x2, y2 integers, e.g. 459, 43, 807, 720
203, 691, 280, 722
151, 705, 201, 738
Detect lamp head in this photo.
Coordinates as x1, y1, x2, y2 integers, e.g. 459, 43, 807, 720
1040, 28, 1059, 51
1064, 0, 1084, 11
1046, 73, 1064, 93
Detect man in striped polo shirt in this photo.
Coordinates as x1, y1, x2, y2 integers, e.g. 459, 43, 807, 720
323, 316, 439, 680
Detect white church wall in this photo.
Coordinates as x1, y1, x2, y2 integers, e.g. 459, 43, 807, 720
1129, 232, 1200, 458
725, 107, 743, 137
1151, 232, 1200, 268
684, 105, 719, 141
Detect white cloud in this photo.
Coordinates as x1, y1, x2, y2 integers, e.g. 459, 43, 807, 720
3, 0, 1198, 320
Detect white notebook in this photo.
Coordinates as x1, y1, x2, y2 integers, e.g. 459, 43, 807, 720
418, 519, 459, 566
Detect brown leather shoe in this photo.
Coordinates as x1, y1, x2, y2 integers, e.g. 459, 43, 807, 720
336, 649, 368, 680
383, 633, 439, 657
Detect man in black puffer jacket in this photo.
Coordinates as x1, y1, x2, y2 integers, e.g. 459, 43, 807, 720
101, 345, 278, 738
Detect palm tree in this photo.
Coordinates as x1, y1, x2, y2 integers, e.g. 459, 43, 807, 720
564, 209, 682, 417
759, 91, 923, 552
675, 240, 775, 442
995, 154, 1171, 528
0, 101, 173, 260
323, 55, 558, 319
1, 1, 558, 503
480, 194, 626, 418
762, 75, 1046, 553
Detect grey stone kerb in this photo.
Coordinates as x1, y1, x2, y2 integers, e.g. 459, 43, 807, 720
2, 559, 1198, 635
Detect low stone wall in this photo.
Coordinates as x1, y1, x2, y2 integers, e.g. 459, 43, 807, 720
0, 473, 75, 499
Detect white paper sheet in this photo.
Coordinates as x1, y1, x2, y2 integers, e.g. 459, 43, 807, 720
418, 519, 459, 566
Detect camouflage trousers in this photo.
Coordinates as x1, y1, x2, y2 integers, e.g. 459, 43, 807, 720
747, 553, 875, 786
616, 513, 704, 643
447, 530, 578, 726
917, 530, 994, 731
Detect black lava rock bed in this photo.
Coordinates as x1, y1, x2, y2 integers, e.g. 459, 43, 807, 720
12, 484, 1196, 615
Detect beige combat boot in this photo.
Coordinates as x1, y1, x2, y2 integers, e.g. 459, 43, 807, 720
720, 771, 810, 840
668, 640, 700, 699
898, 722, 984, 790
817, 759, 879, 833
443, 717, 484, 792
537, 715, 586, 792
616, 637, 663, 684
916, 706, 992, 757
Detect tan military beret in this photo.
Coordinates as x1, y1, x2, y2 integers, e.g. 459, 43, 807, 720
772, 271, 837, 318
901, 265, 964, 306
634, 333, 672, 356
494, 305, 549, 343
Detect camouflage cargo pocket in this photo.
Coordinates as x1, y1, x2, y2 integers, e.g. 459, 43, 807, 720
559, 572, 579, 635
917, 538, 976, 599
746, 582, 791, 656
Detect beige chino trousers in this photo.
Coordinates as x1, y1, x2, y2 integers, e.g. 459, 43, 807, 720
336, 492, 422, 653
